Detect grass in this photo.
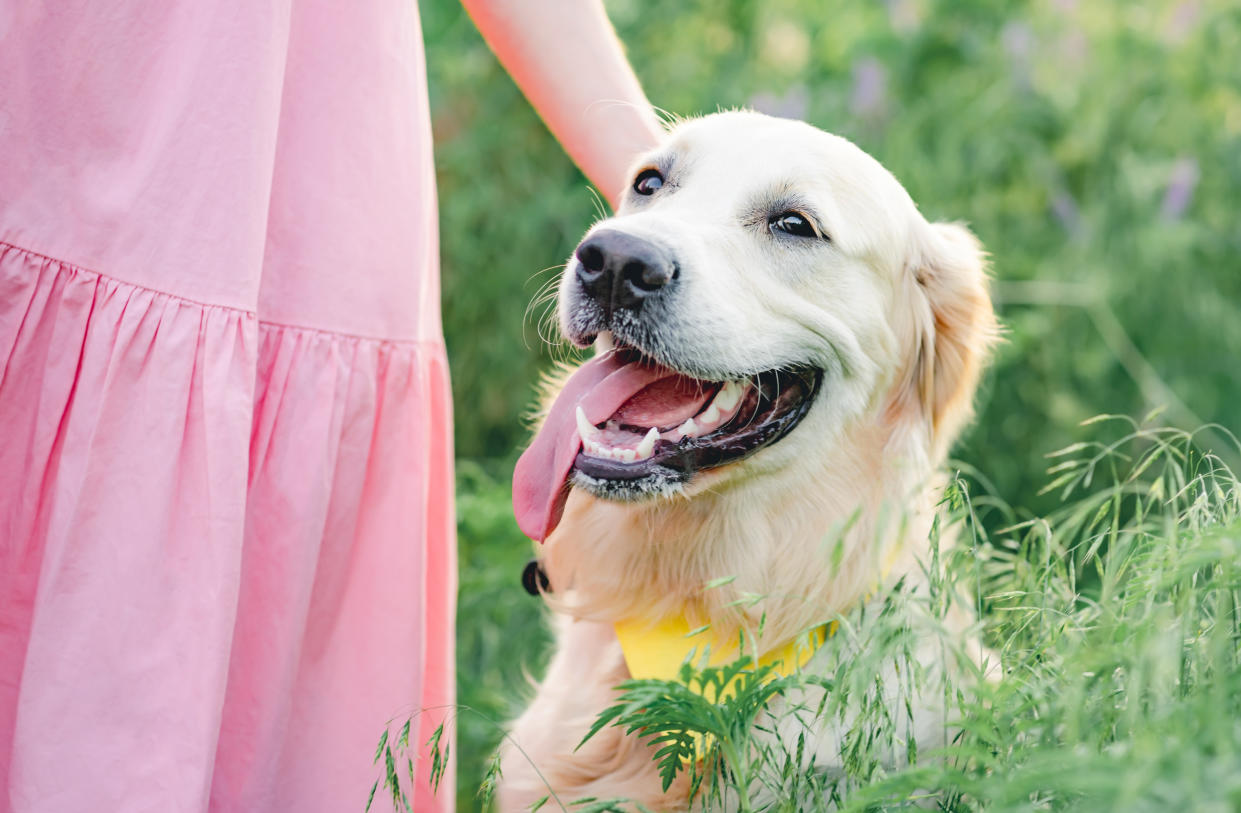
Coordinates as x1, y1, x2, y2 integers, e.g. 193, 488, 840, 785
378, 419, 1241, 810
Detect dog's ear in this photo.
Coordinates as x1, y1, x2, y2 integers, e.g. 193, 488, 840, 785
895, 220, 998, 459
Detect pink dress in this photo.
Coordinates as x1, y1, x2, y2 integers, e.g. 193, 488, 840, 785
0, 2, 454, 811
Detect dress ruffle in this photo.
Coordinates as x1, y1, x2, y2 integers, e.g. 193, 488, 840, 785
0, 242, 455, 811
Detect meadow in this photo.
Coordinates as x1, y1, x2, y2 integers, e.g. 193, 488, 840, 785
411, 0, 1241, 808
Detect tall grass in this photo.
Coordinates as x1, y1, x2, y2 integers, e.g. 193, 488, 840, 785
378, 419, 1241, 810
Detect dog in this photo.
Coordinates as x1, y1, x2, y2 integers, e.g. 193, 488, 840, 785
499, 110, 997, 810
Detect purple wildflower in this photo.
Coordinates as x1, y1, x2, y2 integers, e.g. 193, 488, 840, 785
748, 85, 808, 121
850, 58, 887, 120
1161, 157, 1199, 220
1052, 190, 1081, 234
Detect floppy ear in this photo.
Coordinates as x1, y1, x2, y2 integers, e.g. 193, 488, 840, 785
897, 221, 998, 459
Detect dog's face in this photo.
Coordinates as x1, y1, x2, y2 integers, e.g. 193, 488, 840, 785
513, 111, 994, 543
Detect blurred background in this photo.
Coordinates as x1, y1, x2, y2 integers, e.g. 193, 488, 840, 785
419, 0, 1241, 805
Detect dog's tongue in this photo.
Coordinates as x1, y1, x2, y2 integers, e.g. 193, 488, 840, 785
512, 353, 710, 541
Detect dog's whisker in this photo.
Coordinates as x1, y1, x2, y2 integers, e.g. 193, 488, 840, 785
524, 278, 568, 352
524, 283, 561, 324
526, 262, 567, 284
585, 186, 610, 222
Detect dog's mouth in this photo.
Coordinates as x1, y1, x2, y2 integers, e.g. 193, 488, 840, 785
513, 343, 822, 541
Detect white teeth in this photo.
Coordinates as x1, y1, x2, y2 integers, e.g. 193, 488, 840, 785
636, 427, 659, 459
587, 440, 615, 459
692, 380, 744, 431
577, 380, 751, 464
576, 406, 598, 441
595, 331, 614, 353
715, 380, 743, 411
584, 442, 636, 462
579, 415, 656, 464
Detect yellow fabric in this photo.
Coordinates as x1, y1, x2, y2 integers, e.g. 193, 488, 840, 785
612, 550, 902, 697
610, 550, 901, 761
613, 614, 833, 700
613, 614, 833, 761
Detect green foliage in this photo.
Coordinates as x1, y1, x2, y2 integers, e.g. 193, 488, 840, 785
601, 422, 1239, 811
385, 421, 1241, 810
414, 423, 1239, 810
581, 658, 825, 806
417, 0, 1241, 808
454, 460, 552, 805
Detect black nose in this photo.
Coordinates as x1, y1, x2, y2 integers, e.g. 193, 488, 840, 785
574, 230, 677, 314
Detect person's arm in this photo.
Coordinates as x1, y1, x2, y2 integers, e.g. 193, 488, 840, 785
460, 0, 665, 207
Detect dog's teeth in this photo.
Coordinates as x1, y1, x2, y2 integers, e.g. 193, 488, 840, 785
678, 417, 699, 437
595, 331, 614, 353
715, 380, 743, 411
700, 403, 721, 426
635, 427, 659, 459
576, 406, 598, 442
619, 449, 636, 463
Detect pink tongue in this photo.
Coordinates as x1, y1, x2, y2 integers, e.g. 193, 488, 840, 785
512, 353, 704, 541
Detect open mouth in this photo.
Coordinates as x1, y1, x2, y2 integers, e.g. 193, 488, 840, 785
513, 343, 822, 541
572, 353, 820, 481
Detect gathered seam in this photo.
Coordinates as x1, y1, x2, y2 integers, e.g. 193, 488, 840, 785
0, 239, 443, 350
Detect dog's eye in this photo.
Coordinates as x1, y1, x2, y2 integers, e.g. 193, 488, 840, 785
769, 211, 820, 239
770, 212, 812, 237
633, 169, 664, 196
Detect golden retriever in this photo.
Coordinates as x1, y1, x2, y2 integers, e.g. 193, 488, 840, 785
499, 110, 997, 810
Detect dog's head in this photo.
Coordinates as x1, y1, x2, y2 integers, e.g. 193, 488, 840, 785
514, 111, 996, 543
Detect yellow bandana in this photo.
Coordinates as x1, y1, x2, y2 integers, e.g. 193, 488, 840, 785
612, 614, 833, 761
613, 613, 834, 699
612, 546, 902, 687
604, 552, 900, 767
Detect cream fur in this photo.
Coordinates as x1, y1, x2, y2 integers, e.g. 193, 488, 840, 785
498, 112, 997, 810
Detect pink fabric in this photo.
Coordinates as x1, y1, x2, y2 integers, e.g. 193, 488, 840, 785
0, 2, 455, 811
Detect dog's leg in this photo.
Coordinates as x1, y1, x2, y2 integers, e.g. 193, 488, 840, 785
496, 614, 689, 812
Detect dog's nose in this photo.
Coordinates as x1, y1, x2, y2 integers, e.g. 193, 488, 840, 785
574, 230, 677, 313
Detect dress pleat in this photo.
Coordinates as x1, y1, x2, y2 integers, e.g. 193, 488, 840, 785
1, 241, 456, 812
